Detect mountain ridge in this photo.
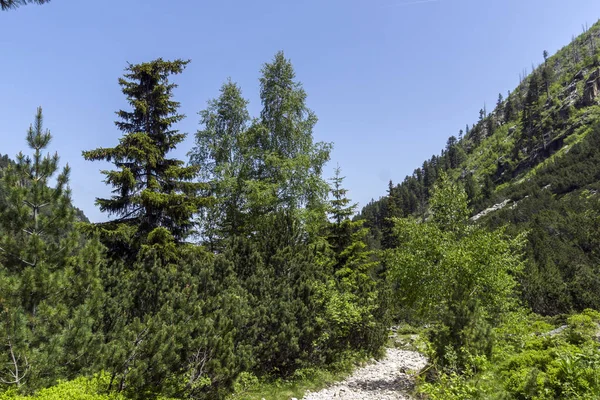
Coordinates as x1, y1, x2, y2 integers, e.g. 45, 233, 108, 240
359, 18, 600, 315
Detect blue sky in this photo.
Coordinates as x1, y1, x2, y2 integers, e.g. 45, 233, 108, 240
1, 0, 599, 222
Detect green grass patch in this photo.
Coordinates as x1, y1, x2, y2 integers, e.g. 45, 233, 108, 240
227, 352, 371, 400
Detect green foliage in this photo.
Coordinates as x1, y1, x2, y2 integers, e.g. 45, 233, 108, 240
359, 20, 600, 324
482, 124, 600, 314
0, 373, 181, 400
249, 52, 331, 236
98, 240, 249, 399
189, 80, 250, 249
419, 310, 600, 400
12, 25, 600, 398
318, 168, 389, 359
82, 59, 208, 254
0, 109, 104, 393
226, 213, 329, 376
388, 174, 524, 368
227, 351, 368, 400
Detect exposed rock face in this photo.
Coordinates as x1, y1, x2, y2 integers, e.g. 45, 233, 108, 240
559, 68, 595, 117
471, 199, 512, 221
561, 81, 579, 106
573, 68, 588, 82
582, 69, 600, 106
302, 349, 427, 400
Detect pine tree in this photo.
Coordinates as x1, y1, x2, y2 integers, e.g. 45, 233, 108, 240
423, 160, 437, 197
83, 59, 208, 254
0, 108, 73, 271
446, 135, 465, 169
100, 236, 250, 399
496, 93, 505, 123
482, 174, 496, 201
228, 212, 328, 376
0, 0, 48, 10
0, 108, 103, 391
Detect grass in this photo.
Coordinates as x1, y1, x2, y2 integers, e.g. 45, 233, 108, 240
227, 352, 372, 400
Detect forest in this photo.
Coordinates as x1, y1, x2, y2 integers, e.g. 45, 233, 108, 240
1, 1, 600, 400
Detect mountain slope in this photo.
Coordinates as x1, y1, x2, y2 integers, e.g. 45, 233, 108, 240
359, 19, 600, 315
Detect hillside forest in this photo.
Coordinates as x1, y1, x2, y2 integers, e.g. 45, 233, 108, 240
1, 2, 600, 400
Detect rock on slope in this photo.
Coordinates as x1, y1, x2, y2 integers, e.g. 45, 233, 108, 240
301, 349, 427, 400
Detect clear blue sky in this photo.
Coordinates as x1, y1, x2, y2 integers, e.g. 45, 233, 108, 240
1, 0, 599, 222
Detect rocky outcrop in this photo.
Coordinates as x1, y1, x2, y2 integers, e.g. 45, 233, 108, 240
558, 67, 598, 117
581, 69, 600, 106
471, 199, 512, 221
561, 68, 586, 105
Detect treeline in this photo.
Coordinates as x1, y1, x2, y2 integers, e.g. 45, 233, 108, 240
359, 19, 600, 316
0, 54, 389, 399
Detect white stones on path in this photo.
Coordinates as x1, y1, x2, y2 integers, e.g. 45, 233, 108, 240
301, 348, 427, 400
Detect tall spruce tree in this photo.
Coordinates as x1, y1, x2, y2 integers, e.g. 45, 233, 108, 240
329, 166, 356, 226
327, 166, 358, 264
83, 59, 207, 253
82, 61, 248, 400
322, 168, 388, 356
381, 180, 402, 249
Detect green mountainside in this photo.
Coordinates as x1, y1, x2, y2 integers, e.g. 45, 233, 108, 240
2, 2, 600, 398
359, 19, 600, 316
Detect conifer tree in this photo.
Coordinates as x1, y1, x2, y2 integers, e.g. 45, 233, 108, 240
329, 166, 356, 226
446, 136, 465, 169
381, 181, 402, 249
505, 91, 515, 122
0, 108, 103, 391
0, 108, 72, 271
245, 51, 331, 234
227, 212, 328, 376
463, 172, 478, 207
84, 61, 250, 399
522, 71, 542, 138
322, 168, 388, 355
327, 166, 358, 263
542, 50, 552, 97
83, 59, 207, 253
0, 0, 48, 10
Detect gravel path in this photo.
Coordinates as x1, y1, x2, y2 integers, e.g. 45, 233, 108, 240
301, 349, 427, 400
